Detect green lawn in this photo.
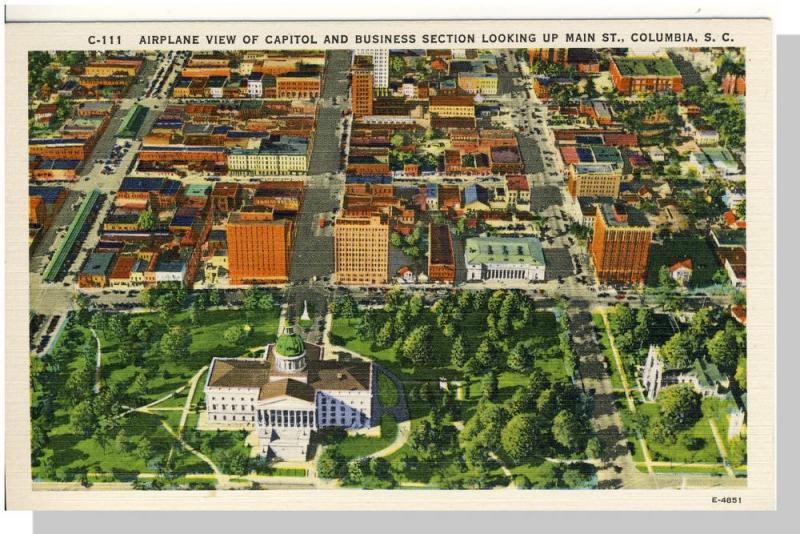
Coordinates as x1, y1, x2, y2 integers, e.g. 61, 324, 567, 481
336, 415, 398, 460
34, 412, 211, 481
377, 372, 399, 409
99, 307, 280, 404
333, 306, 564, 487
637, 398, 732, 464
34, 307, 280, 482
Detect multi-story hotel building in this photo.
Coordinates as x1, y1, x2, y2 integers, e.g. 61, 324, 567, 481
334, 213, 389, 285
353, 48, 389, 88
204, 327, 375, 460
226, 207, 294, 284
589, 203, 652, 285
566, 162, 623, 200
351, 55, 374, 118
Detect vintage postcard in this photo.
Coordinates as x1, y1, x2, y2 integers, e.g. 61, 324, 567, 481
4, 17, 775, 510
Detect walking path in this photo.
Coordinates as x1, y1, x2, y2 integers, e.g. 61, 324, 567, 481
366, 366, 411, 459
160, 420, 222, 477
598, 309, 636, 412
708, 418, 736, 478
90, 328, 101, 394
597, 308, 656, 480
179, 365, 208, 435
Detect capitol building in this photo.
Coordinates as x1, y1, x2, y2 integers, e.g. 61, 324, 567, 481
203, 326, 375, 461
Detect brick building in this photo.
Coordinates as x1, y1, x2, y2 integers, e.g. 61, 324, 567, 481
227, 207, 294, 285
427, 223, 456, 284
351, 55, 374, 118
334, 213, 389, 285
589, 203, 652, 285
609, 56, 683, 95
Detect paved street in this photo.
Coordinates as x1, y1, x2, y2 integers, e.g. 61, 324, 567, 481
288, 183, 338, 283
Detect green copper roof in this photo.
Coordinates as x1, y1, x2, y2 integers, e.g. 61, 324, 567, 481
465, 237, 545, 266
275, 326, 304, 358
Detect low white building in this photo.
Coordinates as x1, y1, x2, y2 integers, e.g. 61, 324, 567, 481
464, 236, 546, 282
204, 326, 375, 461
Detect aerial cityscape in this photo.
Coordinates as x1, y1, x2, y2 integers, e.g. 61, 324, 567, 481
27, 46, 747, 491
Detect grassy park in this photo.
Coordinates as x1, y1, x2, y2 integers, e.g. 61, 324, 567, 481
32, 304, 281, 483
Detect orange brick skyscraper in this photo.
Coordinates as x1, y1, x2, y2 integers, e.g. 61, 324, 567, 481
351, 55, 374, 118
589, 203, 652, 285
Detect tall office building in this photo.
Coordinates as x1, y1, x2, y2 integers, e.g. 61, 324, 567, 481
351, 55, 374, 118
334, 213, 389, 285
353, 49, 389, 88
589, 203, 652, 285
227, 207, 294, 285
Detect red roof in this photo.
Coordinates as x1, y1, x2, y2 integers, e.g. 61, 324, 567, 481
669, 258, 693, 272
109, 255, 137, 280
506, 175, 529, 192
731, 305, 747, 325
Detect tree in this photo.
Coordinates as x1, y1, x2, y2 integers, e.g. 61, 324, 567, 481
734, 199, 746, 220
137, 208, 155, 230
712, 268, 731, 286
69, 400, 96, 437
223, 324, 249, 346
552, 409, 589, 452
562, 464, 594, 489
706, 323, 743, 372
390, 232, 404, 248
243, 287, 274, 313
531, 462, 563, 489
481, 372, 498, 400
473, 339, 495, 370
735, 356, 747, 391
634, 307, 654, 342
159, 326, 191, 361
208, 288, 223, 307
317, 447, 344, 479
504, 385, 536, 416
461, 401, 507, 453
661, 331, 694, 369
401, 325, 433, 367
335, 294, 358, 320
376, 321, 394, 348
585, 436, 604, 459
115, 428, 133, 453
450, 335, 467, 368
136, 437, 154, 463
612, 304, 636, 335
658, 384, 701, 433
187, 302, 200, 325
501, 413, 542, 464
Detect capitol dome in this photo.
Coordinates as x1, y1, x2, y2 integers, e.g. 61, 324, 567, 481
274, 326, 307, 372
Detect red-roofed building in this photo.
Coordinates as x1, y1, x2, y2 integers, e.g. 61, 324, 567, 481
723, 210, 747, 230
506, 175, 530, 207
109, 254, 139, 288
669, 258, 693, 286
731, 305, 747, 326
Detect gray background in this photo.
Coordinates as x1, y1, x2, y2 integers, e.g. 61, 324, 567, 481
28, 34, 796, 534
